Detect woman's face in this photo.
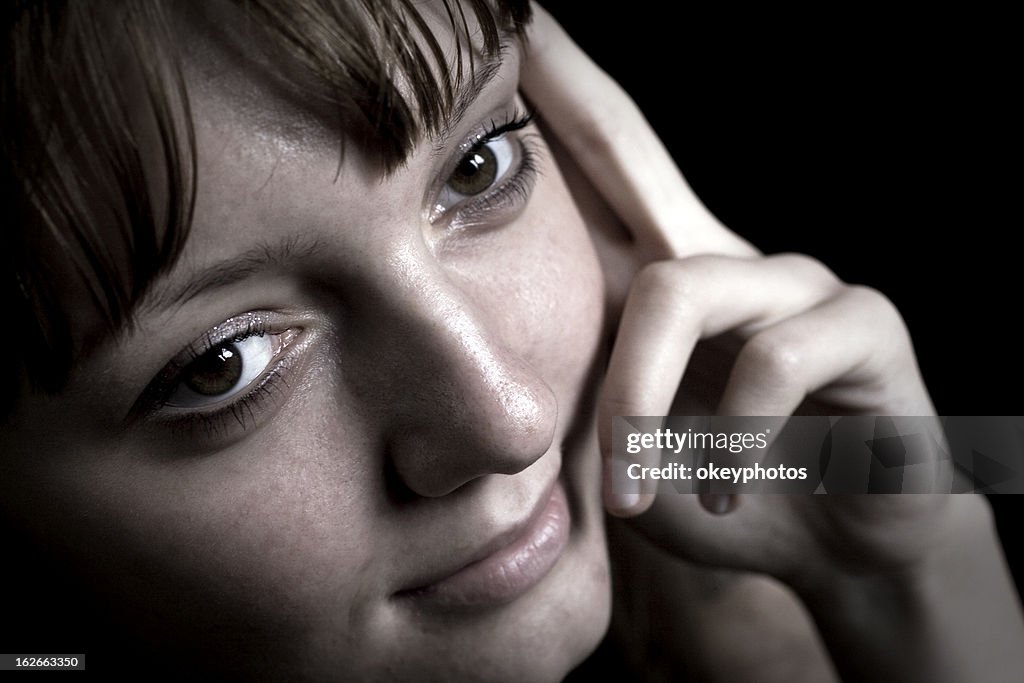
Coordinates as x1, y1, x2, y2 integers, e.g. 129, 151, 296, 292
0, 6, 611, 681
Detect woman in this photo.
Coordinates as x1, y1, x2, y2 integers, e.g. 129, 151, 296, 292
1, 1, 1020, 680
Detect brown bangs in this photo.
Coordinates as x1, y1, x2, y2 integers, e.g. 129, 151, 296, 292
0, 0, 531, 415
239, 0, 532, 171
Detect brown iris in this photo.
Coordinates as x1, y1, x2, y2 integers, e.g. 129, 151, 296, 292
449, 145, 498, 195
182, 344, 243, 396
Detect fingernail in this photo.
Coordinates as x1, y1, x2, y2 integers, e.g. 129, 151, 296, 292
700, 493, 735, 515
605, 458, 641, 514
612, 492, 640, 511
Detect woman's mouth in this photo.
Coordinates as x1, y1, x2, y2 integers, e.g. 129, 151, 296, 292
397, 479, 571, 610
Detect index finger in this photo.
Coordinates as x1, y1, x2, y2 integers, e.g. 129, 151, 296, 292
520, 4, 758, 261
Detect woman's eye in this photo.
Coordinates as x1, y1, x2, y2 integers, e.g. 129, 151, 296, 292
436, 134, 518, 212
166, 334, 276, 409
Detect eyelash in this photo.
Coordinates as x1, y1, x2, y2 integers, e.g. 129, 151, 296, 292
436, 109, 541, 225
132, 314, 299, 439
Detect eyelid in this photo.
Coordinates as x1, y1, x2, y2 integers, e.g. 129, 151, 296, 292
445, 107, 534, 165
126, 311, 296, 425
444, 135, 540, 230
163, 312, 275, 382
425, 105, 534, 215
435, 134, 518, 211
428, 108, 537, 225
164, 329, 298, 409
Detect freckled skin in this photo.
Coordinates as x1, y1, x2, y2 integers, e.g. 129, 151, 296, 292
0, 9, 614, 681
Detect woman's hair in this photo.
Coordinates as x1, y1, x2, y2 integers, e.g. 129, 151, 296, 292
1, 0, 530, 416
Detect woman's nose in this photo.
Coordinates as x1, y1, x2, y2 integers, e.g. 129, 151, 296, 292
361, 259, 559, 498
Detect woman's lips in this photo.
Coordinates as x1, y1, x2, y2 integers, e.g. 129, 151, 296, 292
398, 480, 571, 609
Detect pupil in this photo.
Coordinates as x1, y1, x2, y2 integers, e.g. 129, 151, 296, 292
460, 154, 483, 175
183, 343, 243, 396
449, 145, 498, 195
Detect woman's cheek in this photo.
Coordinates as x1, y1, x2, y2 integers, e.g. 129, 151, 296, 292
8, 398, 385, 661
455, 145, 605, 391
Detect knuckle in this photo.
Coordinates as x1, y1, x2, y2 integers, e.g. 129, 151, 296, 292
600, 393, 642, 419
631, 254, 732, 304
847, 283, 893, 309
773, 252, 842, 290
846, 284, 908, 332
632, 259, 690, 300
740, 330, 806, 381
682, 252, 736, 273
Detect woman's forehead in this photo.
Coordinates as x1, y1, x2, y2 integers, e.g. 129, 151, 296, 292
141, 43, 524, 320
177, 0, 522, 173
175, 0, 525, 172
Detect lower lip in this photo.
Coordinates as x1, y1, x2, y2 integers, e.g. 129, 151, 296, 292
404, 481, 571, 609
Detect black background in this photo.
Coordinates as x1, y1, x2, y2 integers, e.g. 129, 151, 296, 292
541, 3, 1021, 585
0, 5, 1017, 673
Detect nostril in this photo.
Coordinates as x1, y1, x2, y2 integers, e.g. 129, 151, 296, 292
382, 454, 418, 505
384, 374, 559, 498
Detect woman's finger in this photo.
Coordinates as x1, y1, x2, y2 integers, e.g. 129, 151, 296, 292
717, 284, 933, 417
521, 4, 757, 261
621, 489, 817, 579
601, 253, 843, 516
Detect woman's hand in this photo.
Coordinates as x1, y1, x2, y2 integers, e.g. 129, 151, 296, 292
521, 5, 1024, 682
520, 1, 937, 539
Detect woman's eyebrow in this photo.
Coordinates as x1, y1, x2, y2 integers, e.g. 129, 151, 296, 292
138, 235, 324, 315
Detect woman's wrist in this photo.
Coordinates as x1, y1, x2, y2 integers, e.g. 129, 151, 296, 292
795, 495, 1024, 683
